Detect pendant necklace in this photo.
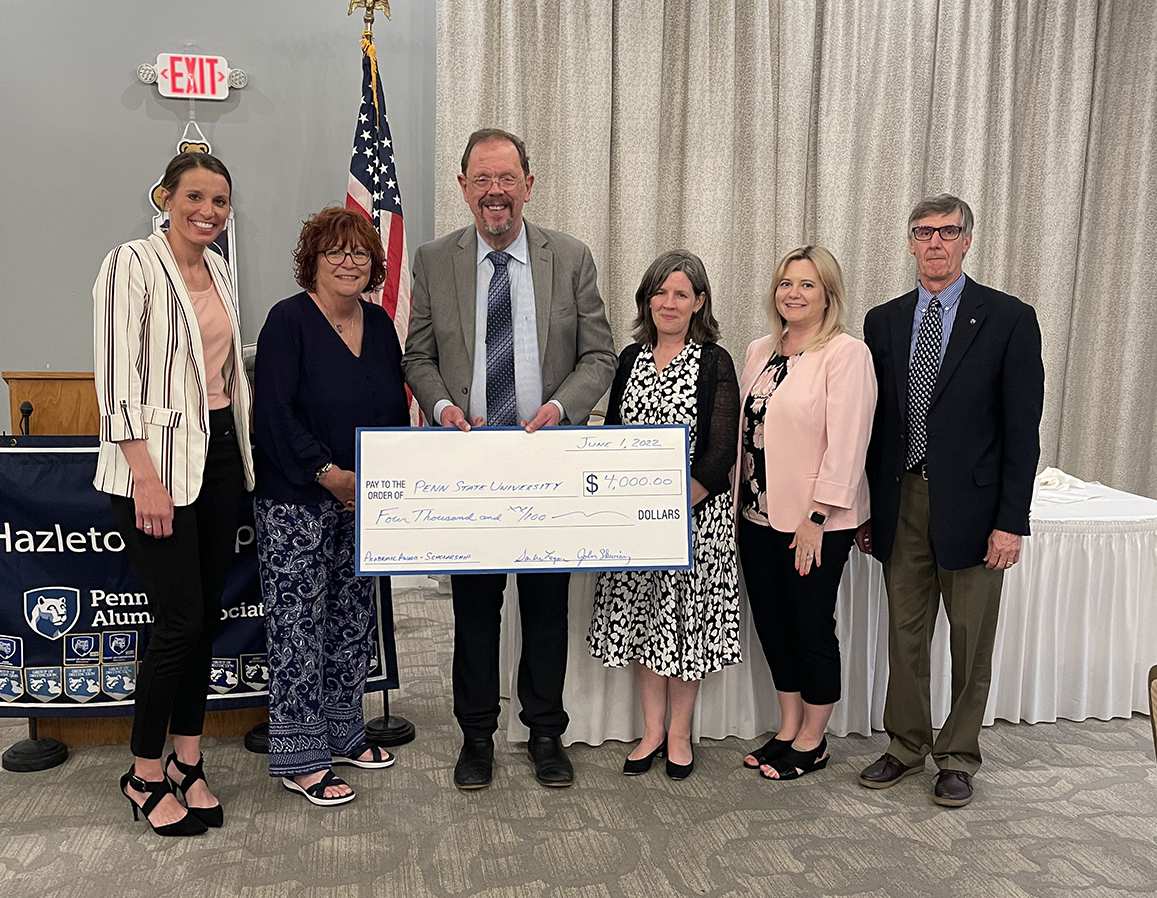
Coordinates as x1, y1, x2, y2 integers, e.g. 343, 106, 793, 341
316, 294, 361, 334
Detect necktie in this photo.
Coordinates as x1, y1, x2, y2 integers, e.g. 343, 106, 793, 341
485, 251, 517, 427
906, 296, 942, 468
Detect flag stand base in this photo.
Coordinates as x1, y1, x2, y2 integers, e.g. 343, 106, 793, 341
3, 722, 69, 771
365, 715, 415, 747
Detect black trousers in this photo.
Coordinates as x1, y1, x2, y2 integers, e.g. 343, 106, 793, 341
111, 407, 246, 759
449, 572, 570, 740
738, 516, 855, 706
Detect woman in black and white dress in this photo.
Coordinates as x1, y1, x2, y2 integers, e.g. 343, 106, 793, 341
588, 250, 740, 780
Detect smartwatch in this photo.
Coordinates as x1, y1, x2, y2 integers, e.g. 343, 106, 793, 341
808, 509, 827, 526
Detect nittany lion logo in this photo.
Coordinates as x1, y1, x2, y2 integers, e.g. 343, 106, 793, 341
24, 587, 81, 641
0, 636, 20, 666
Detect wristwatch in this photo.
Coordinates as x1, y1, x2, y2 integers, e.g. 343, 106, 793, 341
316, 461, 333, 482
808, 509, 828, 526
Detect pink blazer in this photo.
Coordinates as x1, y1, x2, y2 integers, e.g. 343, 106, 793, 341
734, 332, 877, 533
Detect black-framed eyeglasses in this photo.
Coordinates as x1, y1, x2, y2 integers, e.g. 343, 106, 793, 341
911, 225, 964, 242
324, 248, 372, 266
468, 174, 523, 192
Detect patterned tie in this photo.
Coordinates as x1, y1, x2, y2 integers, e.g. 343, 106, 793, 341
906, 295, 942, 468
485, 251, 517, 427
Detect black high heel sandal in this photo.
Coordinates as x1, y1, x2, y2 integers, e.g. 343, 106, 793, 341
120, 767, 208, 837
165, 752, 224, 828
622, 738, 667, 775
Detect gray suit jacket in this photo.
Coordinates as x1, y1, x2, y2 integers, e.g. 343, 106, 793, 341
402, 221, 616, 425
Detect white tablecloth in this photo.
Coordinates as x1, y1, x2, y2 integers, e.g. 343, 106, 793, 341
499, 479, 1157, 745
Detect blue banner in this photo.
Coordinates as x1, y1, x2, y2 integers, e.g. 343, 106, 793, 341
0, 438, 398, 716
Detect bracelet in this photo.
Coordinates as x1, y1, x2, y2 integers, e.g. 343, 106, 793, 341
316, 461, 333, 482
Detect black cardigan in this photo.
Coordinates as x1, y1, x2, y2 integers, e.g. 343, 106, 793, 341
604, 341, 739, 500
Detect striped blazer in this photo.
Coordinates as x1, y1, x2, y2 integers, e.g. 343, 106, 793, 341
92, 229, 255, 504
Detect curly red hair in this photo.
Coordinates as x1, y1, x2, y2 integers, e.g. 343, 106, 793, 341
293, 207, 387, 292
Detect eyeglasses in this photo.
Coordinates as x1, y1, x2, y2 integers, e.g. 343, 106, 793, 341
468, 174, 523, 192
911, 225, 964, 242
323, 248, 372, 266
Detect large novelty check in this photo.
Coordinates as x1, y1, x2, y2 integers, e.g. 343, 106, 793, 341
356, 426, 692, 575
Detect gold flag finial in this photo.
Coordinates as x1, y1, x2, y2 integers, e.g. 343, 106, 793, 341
349, 0, 392, 32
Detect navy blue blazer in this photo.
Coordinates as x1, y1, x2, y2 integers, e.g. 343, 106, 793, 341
862, 276, 1044, 570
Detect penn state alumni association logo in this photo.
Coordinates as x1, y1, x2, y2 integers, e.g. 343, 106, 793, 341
24, 587, 81, 641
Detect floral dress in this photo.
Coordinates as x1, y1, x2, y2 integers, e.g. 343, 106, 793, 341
587, 343, 742, 680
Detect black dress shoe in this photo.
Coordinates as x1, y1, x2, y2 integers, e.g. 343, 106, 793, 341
933, 770, 974, 807
665, 748, 694, 780
527, 735, 574, 788
623, 738, 666, 775
453, 737, 494, 790
858, 753, 924, 789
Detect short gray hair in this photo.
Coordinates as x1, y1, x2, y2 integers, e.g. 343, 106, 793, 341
908, 193, 974, 239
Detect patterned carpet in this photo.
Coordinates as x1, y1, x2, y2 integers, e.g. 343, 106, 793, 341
1, 585, 1154, 898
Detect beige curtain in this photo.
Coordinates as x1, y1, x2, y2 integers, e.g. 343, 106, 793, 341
435, 0, 1157, 497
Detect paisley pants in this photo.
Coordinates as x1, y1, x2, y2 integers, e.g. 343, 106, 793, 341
255, 497, 375, 777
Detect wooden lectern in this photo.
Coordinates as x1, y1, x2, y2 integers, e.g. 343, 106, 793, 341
2, 371, 266, 745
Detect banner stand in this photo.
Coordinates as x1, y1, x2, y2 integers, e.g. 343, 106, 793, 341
244, 721, 268, 754
1, 719, 68, 772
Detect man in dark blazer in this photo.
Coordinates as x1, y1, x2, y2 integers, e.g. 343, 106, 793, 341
855, 194, 1044, 807
403, 128, 616, 790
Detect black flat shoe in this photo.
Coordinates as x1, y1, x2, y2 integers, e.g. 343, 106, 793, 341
760, 737, 829, 781
743, 735, 793, 769
665, 750, 694, 780
623, 738, 666, 775
454, 737, 494, 790
166, 752, 223, 828
120, 767, 207, 837
527, 735, 574, 787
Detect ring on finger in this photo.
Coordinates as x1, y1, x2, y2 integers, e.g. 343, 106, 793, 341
143, 523, 153, 530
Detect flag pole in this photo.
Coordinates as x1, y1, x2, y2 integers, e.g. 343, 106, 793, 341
347, 0, 417, 751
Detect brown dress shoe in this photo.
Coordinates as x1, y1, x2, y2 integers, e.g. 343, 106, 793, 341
858, 752, 924, 789
933, 770, 974, 807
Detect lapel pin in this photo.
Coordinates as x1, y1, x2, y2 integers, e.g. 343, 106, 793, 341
970, 318, 976, 324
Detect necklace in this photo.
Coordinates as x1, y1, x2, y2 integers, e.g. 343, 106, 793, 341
314, 294, 362, 334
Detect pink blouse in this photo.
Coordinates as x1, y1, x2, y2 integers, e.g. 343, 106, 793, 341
188, 282, 234, 410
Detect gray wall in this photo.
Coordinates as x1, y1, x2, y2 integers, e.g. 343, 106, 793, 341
0, 0, 436, 419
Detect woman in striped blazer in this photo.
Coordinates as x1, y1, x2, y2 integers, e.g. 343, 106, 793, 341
93, 152, 254, 837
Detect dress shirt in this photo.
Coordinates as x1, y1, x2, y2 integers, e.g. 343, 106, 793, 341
908, 272, 966, 367
433, 224, 565, 425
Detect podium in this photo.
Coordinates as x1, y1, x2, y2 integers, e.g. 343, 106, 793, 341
1, 372, 267, 749
3, 371, 100, 436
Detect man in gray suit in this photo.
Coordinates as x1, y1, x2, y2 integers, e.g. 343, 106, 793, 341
403, 128, 616, 790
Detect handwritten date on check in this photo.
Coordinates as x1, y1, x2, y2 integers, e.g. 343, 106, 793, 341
355, 425, 692, 575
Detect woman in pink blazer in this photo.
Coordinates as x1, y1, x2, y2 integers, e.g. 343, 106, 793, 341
734, 245, 876, 781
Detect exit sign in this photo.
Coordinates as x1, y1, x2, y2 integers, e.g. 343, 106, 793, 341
155, 53, 230, 99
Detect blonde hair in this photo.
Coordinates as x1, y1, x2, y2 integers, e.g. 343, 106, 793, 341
764, 245, 848, 352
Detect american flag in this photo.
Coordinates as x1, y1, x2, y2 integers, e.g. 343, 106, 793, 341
346, 36, 417, 422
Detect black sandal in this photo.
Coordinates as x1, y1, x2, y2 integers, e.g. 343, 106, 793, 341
760, 737, 829, 781
743, 735, 793, 769
120, 767, 207, 836
166, 752, 223, 827
281, 770, 356, 807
